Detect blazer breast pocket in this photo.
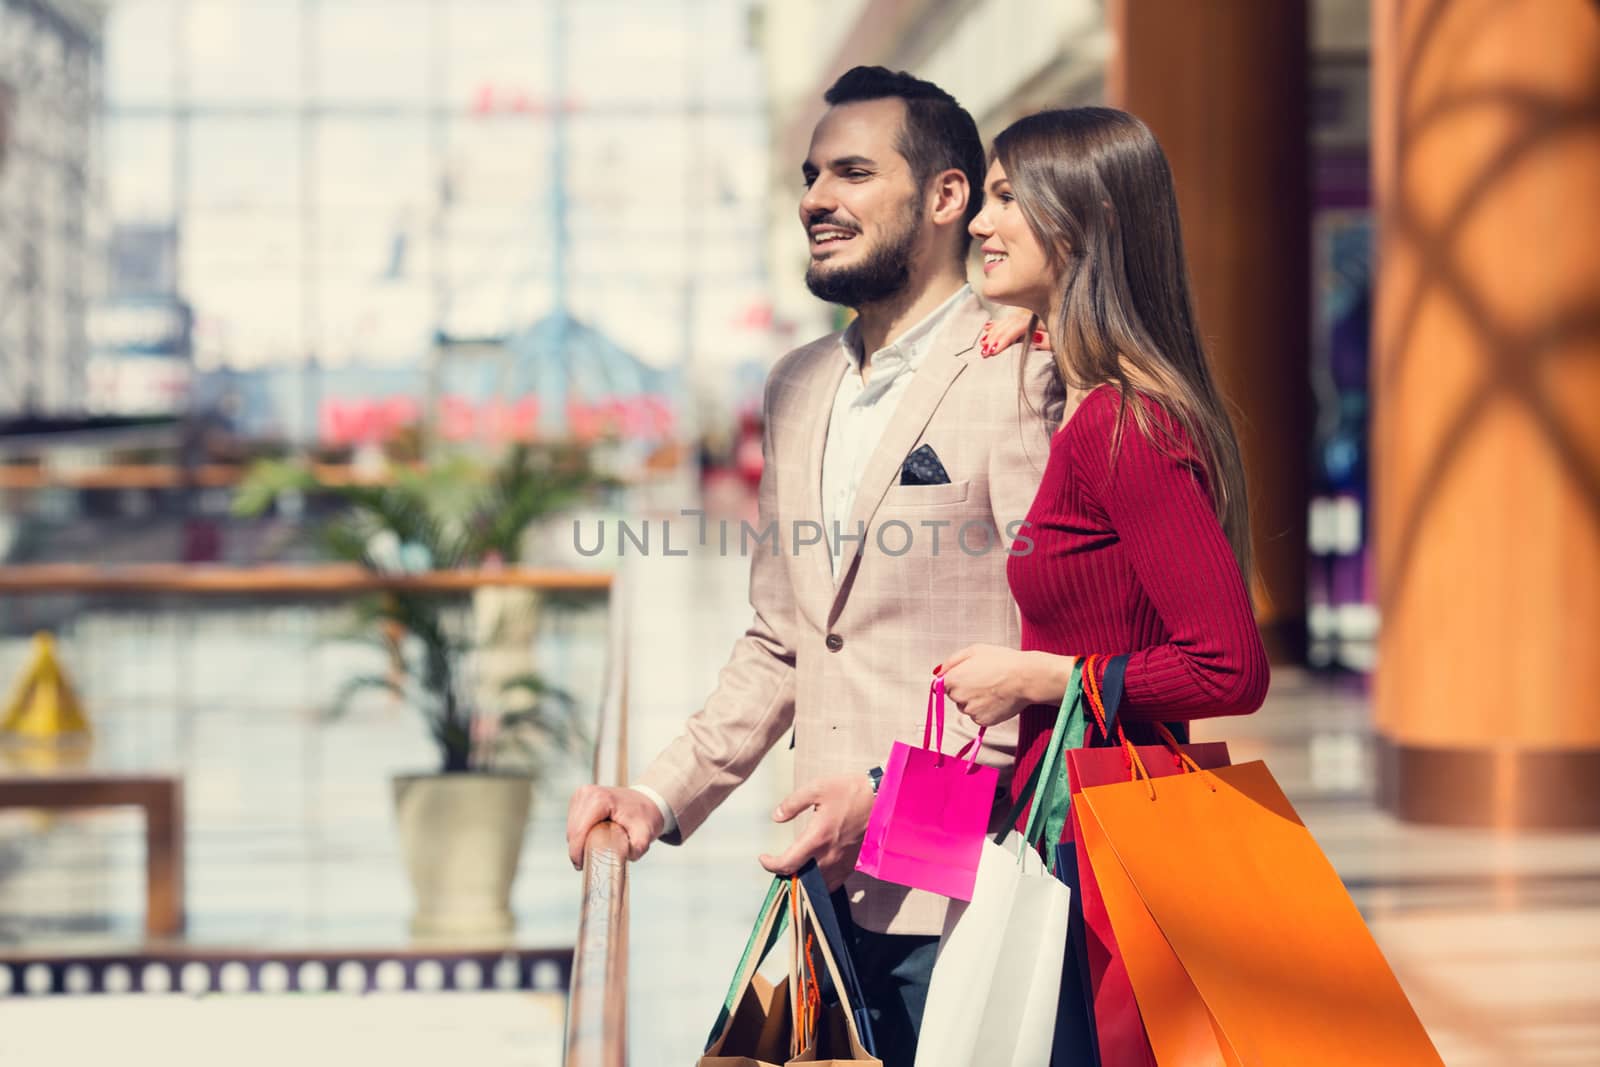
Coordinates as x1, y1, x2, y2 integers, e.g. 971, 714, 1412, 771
881, 479, 971, 508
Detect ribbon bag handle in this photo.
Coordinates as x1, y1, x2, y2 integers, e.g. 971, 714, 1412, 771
927, 676, 988, 772
923, 676, 946, 755
952, 729, 988, 773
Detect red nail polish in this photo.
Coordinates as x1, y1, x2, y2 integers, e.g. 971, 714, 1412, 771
1033, 331, 1045, 343
932, 663, 942, 674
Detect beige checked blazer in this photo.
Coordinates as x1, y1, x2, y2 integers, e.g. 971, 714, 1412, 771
638, 291, 1060, 936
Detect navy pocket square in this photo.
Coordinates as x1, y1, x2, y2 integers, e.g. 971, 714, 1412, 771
900, 444, 951, 486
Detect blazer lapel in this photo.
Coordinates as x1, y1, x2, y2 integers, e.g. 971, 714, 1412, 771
800, 351, 850, 596
829, 300, 987, 601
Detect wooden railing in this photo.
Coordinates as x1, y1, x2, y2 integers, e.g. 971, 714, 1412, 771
565, 571, 630, 1067
1, 560, 627, 1059
0, 462, 421, 490
0, 563, 613, 596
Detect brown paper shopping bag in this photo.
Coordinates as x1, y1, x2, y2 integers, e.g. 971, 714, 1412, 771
700, 878, 794, 1066
702, 864, 879, 1067
786, 864, 880, 1065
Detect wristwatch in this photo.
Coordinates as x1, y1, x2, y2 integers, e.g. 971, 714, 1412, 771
867, 766, 884, 796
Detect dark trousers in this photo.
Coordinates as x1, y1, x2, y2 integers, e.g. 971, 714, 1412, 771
829, 890, 939, 1067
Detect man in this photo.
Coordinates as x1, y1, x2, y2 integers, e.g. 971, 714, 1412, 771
567, 67, 1056, 1064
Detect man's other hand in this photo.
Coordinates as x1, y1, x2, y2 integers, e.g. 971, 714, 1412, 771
758, 772, 877, 889
566, 785, 666, 869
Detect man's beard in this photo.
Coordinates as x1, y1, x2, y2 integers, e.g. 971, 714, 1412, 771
804, 197, 922, 308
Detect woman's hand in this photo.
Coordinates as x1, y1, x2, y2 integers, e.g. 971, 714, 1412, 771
936, 645, 1075, 727
979, 310, 1050, 358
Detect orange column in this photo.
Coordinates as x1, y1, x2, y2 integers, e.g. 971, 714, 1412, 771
1372, 1, 1600, 826
1108, 0, 1313, 662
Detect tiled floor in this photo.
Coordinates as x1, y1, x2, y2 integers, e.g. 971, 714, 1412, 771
0, 991, 569, 1064
2, 515, 1598, 1064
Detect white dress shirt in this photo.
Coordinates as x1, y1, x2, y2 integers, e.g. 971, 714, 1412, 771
819, 284, 969, 575
633, 285, 973, 835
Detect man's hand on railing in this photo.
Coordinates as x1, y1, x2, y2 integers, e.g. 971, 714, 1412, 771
757, 772, 877, 889
566, 785, 666, 869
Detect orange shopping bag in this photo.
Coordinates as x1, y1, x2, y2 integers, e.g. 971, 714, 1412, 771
1075, 751, 1444, 1067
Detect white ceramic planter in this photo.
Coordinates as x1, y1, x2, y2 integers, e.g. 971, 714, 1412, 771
392, 772, 533, 940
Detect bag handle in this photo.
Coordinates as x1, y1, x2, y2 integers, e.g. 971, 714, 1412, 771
952, 730, 987, 772
997, 749, 1047, 845
705, 876, 791, 1051
1084, 652, 1193, 753
1150, 721, 1221, 794
925, 676, 987, 772
1082, 653, 1126, 746
790, 877, 818, 1056
795, 861, 878, 1057
924, 676, 945, 753
1023, 656, 1094, 848
995, 655, 1091, 845
1081, 661, 1218, 799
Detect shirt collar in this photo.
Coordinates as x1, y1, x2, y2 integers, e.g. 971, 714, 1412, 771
838, 284, 971, 376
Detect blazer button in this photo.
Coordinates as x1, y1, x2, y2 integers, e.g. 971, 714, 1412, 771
825, 633, 844, 652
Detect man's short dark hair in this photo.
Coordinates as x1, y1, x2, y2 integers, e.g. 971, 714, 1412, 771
823, 66, 985, 237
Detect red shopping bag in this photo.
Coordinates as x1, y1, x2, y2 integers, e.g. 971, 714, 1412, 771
1064, 659, 1231, 1067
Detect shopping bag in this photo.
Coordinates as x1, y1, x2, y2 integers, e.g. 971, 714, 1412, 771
855, 676, 999, 901
1049, 842, 1100, 1067
913, 661, 1091, 1067
1077, 757, 1446, 1066
914, 830, 1071, 1067
1064, 656, 1231, 1067
1068, 741, 1231, 1067
788, 861, 880, 1065
1075, 781, 1236, 1067
704, 864, 879, 1067
701, 877, 795, 1067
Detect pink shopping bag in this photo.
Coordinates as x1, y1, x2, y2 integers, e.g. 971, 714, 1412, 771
854, 677, 998, 901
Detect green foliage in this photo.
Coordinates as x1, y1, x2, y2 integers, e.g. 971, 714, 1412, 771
234, 444, 606, 773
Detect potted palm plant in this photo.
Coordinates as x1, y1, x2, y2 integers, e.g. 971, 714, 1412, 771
234, 443, 604, 938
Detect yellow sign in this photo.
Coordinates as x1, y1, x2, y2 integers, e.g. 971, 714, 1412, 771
1, 632, 91, 739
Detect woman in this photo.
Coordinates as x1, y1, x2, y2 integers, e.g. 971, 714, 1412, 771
935, 107, 1269, 817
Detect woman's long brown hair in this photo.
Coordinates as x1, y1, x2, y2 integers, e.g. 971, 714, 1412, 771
995, 107, 1252, 581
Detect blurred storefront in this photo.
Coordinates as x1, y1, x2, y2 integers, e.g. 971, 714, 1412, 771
85, 0, 770, 448
87, 224, 195, 419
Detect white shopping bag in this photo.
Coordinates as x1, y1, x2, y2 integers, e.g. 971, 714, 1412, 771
913, 832, 1071, 1067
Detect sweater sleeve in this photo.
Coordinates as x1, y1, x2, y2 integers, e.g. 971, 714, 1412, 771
1081, 393, 1269, 720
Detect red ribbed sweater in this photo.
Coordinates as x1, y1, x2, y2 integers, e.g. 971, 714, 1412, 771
1007, 386, 1269, 824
